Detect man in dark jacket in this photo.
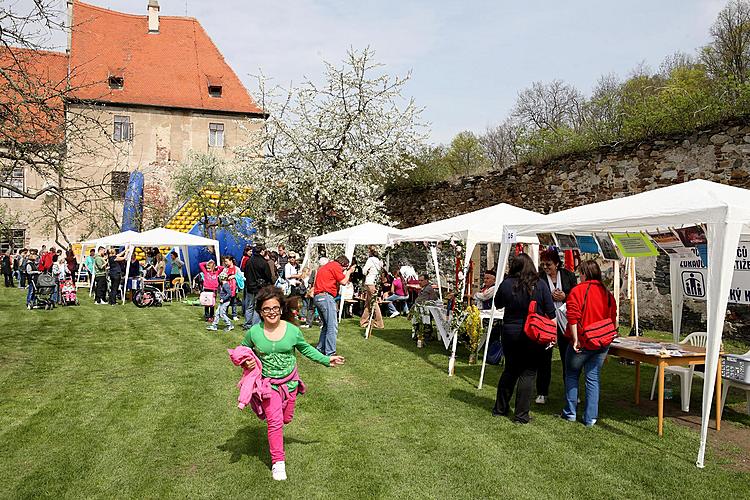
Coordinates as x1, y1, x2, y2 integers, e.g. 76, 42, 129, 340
243, 243, 273, 328
1, 250, 13, 287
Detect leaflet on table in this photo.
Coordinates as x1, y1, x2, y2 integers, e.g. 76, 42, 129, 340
610, 232, 659, 258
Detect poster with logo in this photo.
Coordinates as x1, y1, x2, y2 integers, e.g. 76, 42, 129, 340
553, 233, 578, 250
677, 241, 750, 304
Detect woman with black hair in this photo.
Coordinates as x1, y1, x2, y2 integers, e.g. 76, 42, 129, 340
239, 286, 345, 480
492, 253, 555, 424
535, 249, 578, 404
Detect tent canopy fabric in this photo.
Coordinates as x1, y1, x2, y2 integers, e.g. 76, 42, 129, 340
496, 179, 750, 468
124, 227, 219, 248
79, 230, 140, 248
308, 222, 406, 246
387, 203, 546, 245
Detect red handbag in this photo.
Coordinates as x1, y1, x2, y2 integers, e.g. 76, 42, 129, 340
524, 299, 557, 345
578, 283, 618, 350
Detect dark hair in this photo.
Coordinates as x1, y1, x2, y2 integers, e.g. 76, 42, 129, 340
540, 249, 562, 269
419, 273, 430, 280
255, 286, 295, 322
334, 255, 350, 267
578, 260, 602, 282
170, 250, 178, 257
484, 268, 496, 276
52, 254, 58, 263
368, 245, 379, 258
509, 253, 538, 296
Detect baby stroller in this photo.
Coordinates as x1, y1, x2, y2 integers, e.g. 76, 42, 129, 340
29, 272, 57, 310
60, 278, 79, 306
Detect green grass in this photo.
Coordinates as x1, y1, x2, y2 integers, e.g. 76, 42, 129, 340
0, 287, 749, 499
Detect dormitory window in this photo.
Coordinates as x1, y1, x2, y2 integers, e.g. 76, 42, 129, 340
110, 171, 130, 199
108, 76, 124, 89
209, 123, 224, 147
0, 167, 24, 198
113, 115, 133, 142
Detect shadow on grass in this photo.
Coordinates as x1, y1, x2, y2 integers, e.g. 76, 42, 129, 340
218, 425, 320, 465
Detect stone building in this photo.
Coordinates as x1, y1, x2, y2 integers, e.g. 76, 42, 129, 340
0, 0, 265, 250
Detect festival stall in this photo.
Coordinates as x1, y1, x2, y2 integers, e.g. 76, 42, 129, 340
388, 203, 547, 375
120, 228, 221, 304
302, 222, 407, 320
76, 230, 141, 293
490, 179, 750, 468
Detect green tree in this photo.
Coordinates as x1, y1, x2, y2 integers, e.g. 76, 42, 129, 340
444, 131, 490, 177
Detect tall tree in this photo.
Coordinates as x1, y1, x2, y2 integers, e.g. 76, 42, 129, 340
239, 47, 426, 247
444, 131, 490, 176
701, 0, 750, 83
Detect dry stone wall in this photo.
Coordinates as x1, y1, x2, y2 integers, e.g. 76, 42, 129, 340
385, 117, 750, 342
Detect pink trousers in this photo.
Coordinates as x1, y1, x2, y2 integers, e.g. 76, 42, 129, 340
261, 387, 298, 464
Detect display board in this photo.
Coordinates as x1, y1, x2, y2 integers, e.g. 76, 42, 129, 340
677, 241, 750, 304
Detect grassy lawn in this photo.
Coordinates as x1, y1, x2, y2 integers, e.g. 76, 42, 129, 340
1, 287, 749, 499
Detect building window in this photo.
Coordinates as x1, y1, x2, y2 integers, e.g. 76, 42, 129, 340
108, 76, 124, 89
208, 85, 222, 98
111, 171, 130, 199
113, 115, 133, 142
0, 228, 25, 252
0, 167, 24, 198
209, 123, 224, 147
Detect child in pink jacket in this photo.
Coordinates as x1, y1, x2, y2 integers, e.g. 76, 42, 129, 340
199, 260, 223, 321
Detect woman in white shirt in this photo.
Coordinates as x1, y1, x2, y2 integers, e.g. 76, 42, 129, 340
359, 246, 384, 329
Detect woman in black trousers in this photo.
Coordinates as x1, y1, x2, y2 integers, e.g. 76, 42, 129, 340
535, 249, 578, 404
492, 253, 555, 424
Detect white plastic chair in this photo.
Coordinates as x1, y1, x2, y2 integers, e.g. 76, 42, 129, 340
650, 332, 707, 412
721, 350, 750, 415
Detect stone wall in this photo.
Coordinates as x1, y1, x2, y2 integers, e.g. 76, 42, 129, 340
385, 116, 750, 342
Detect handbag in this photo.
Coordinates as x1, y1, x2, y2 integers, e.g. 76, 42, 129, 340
578, 283, 618, 351
486, 340, 504, 365
524, 287, 557, 345
199, 290, 216, 306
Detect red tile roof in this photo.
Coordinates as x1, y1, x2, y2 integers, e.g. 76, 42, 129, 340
0, 47, 68, 144
69, 1, 264, 115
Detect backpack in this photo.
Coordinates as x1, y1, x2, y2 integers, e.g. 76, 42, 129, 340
234, 270, 245, 290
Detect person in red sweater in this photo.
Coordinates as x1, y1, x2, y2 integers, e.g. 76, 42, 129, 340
561, 260, 617, 427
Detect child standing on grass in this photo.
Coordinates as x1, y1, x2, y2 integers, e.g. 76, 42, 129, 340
208, 274, 234, 332
199, 259, 223, 322
237, 286, 345, 481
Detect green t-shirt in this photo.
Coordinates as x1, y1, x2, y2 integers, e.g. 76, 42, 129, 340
94, 255, 107, 277
241, 321, 330, 392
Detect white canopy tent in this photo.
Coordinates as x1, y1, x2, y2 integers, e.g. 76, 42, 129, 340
120, 228, 221, 304
77, 230, 140, 295
491, 179, 750, 468
388, 203, 547, 375
302, 222, 407, 319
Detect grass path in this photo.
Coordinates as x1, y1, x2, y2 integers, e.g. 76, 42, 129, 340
0, 288, 748, 499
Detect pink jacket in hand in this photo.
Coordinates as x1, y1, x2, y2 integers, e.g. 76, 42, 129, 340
228, 346, 263, 411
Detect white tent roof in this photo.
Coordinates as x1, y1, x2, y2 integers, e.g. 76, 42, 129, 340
308, 222, 406, 246
492, 179, 750, 468
389, 203, 546, 245
125, 227, 219, 248
79, 230, 139, 247
505, 179, 750, 236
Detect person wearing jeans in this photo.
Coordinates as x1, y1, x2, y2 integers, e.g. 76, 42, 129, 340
561, 260, 618, 427
562, 347, 609, 425
243, 245, 272, 329
312, 255, 354, 355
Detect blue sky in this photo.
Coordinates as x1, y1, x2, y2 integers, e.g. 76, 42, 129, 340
49, 0, 726, 143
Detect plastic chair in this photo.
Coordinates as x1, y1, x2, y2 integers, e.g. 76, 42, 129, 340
165, 277, 185, 302
721, 349, 750, 415
650, 332, 708, 412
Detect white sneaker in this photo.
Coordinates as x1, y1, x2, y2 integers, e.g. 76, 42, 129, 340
389, 311, 400, 318
271, 461, 287, 481
535, 395, 547, 404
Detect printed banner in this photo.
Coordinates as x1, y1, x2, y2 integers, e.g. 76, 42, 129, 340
574, 234, 600, 255
594, 233, 620, 260
554, 233, 578, 250
610, 232, 659, 258
678, 242, 750, 304
648, 229, 695, 259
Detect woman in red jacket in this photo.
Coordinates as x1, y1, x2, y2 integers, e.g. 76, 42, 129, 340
562, 260, 617, 427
